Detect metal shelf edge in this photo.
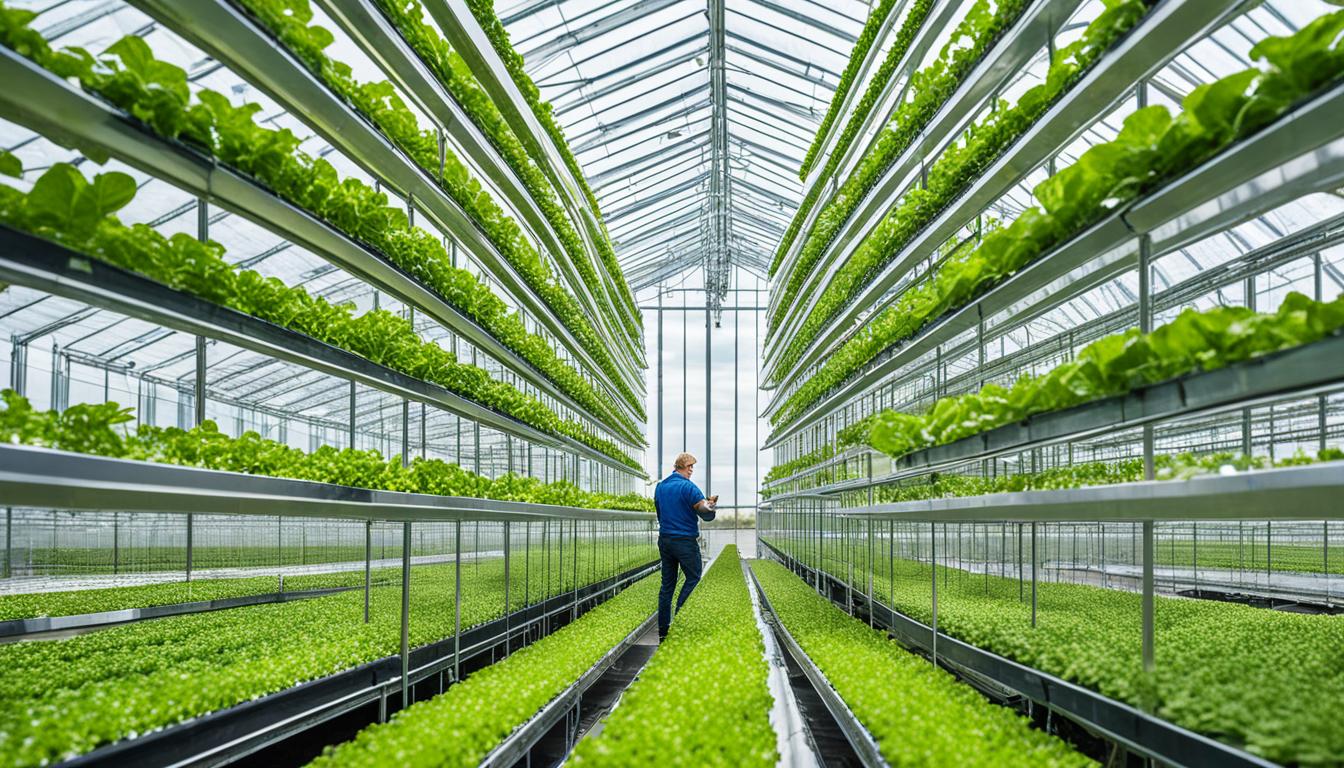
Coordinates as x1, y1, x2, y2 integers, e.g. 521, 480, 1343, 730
0, 443, 654, 522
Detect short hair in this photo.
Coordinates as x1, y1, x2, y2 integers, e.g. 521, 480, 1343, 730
674, 452, 697, 470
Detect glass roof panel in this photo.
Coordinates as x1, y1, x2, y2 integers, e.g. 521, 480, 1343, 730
502, 0, 870, 289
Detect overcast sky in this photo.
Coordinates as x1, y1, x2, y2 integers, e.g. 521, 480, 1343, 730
636, 268, 770, 511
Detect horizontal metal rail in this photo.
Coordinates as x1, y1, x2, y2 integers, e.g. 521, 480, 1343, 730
0, 225, 638, 473
765, 0, 1084, 363
760, 543, 1279, 768
58, 562, 656, 768
0, 443, 653, 523
0, 585, 356, 639
311, 0, 643, 380
764, 331, 1344, 493
772, 0, 962, 300
414, 0, 634, 343
766, 77, 1344, 446
0, 44, 644, 452
834, 462, 1344, 522
125, 0, 646, 415
479, 613, 656, 767
747, 565, 886, 767
766, 0, 1254, 387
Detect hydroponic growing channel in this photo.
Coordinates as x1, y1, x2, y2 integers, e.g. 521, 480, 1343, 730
1, 0, 1342, 766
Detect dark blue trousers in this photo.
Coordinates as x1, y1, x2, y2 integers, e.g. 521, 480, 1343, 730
657, 535, 702, 638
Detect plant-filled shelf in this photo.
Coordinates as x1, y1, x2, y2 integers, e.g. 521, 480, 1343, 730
0, 46, 647, 448
417, 0, 598, 250
54, 563, 654, 768
767, 0, 1246, 397
766, 78, 1344, 444
765, 0, 1086, 365
476, 612, 656, 767
848, 330, 1344, 485
123, 0, 646, 403
759, 543, 1279, 768
774, 0, 962, 288
0, 585, 356, 639
767, 0, 1259, 391
838, 461, 1344, 522
0, 443, 653, 523
0, 225, 641, 473
305, 0, 641, 373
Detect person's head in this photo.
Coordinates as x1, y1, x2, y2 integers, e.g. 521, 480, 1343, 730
673, 452, 697, 478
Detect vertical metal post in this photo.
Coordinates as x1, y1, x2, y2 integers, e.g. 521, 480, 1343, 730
930, 521, 938, 667
1137, 213, 1156, 673
1030, 522, 1037, 627
402, 400, 410, 464
734, 306, 739, 547
2, 507, 9, 579
866, 517, 874, 628
349, 382, 357, 449
454, 520, 462, 681
364, 520, 372, 623
187, 333, 207, 582
504, 521, 511, 655
657, 289, 663, 471
400, 521, 411, 708
705, 307, 712, 496
1142, 520, 1154, 672
571, 518, 579, 621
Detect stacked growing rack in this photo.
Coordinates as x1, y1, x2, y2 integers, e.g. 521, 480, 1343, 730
0, 0, 657, 765
760, 0, 1344, 765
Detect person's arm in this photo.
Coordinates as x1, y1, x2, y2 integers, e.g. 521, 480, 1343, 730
693, 495, 718, 521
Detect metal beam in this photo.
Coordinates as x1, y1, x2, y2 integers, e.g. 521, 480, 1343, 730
706, 0, 730, 321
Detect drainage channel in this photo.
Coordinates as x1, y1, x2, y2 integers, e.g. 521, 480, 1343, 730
748, 562, 876, 768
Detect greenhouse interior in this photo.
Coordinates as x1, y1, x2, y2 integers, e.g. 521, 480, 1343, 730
0, 0, 1342, 765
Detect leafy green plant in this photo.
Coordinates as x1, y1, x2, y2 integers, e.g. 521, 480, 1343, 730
567, 546, 776, 766
0, 546, 654, 767
0, 3, 645, 429
231, 0, 642, 353
864, 292, 1344, 459
796, 0, 906, 181
363, 0, 645, 349
772, 0, 937, 277
458, 0, 643, 329
773, 8, 1344, 425
762, 545, 1344, 765
307, 574, 658, 767
751, 559, 1090, 766
768, 0, 1033, 325
0, 389, 653, 509
0, 160, 643, 469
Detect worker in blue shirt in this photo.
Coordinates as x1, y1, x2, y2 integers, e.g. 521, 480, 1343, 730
653, 452, 717, 640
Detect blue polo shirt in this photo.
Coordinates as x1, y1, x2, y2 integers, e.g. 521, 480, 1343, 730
654, 471, 710, 537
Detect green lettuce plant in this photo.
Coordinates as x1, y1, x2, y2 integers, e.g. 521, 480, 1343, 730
231, 0, 642, 353
774, 8, 1344, 425
762, 547, 1344, 765
0, 2, 646, 425
751, 559, 1090, 766
0, 389, 653, 508
0, 160, 643, 468
769, 0, 1034, 326
367, 0, 646, 348
864, 292, 1344, 459
566, 546, 777, 766
307, 575, 658, 767
0, 548, 654, 767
